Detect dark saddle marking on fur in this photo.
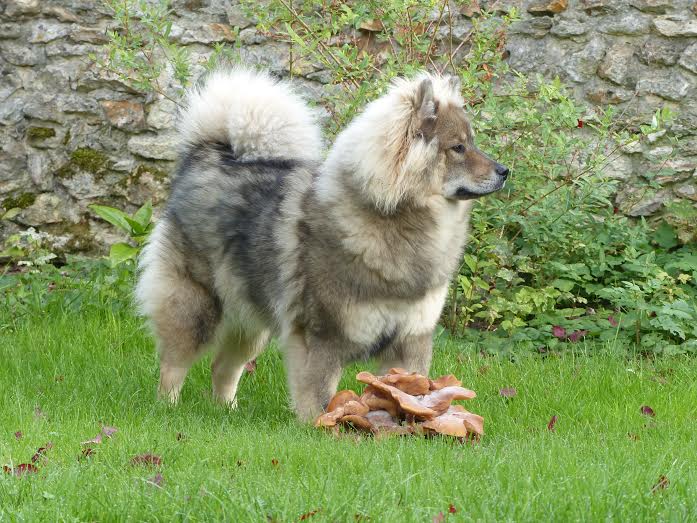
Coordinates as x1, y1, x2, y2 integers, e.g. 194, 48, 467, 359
211, 141, 299, 171
365, 328, 398, 360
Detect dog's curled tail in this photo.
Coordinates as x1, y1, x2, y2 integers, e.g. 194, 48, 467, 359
179, 68, 323, 162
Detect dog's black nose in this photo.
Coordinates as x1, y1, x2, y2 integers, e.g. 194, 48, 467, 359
495, 163, 509, 179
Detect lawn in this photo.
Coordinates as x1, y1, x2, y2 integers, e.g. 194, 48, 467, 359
2, 295, 697, 521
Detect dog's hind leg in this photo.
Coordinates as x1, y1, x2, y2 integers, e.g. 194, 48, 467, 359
283, 329, 343, 422
146, 276, 221, 404
377, 332, 433, 376
211, 328, 270, 406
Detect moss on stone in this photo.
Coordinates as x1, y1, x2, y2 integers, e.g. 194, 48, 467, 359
133, 164, 169, 182
2, 192, 36, 210
71, 147, 110, 172
55, 147, 112, 179
26, 127, 56, 140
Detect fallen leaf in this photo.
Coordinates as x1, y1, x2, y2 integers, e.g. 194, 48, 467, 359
651, 475, 669, 493
31, 443, 53, 464
176, 432, 186, 441
299, 509, 319, 520
577, 119, 584, 128
244, 359, 257, 373
80, 448, 96, 460
640, 405, 655, 417
499, 387, 517, 398
627, 432, 639, 441
547, 415, 558, 431
448, 504, 457, 514
101, 426, 118, 438
4, 463, 39, 476
14, 431, 22, 440
148, 472, 164, 487
551, 326, 566, 339
271, 458, 279, 467
81, 434, 103, 445
82, 425, 118, 445
432, 512, 445, 523
131, 454, 162, 467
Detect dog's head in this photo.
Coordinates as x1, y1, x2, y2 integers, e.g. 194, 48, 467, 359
322, 72, 509, 213
404, 75, 509, 206
411, 76, 509, 202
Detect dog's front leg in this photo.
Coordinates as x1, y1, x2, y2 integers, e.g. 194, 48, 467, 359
378, 332, 434, 376
283, 329, 343, 422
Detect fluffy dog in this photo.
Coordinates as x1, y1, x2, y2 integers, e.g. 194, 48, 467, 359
136, 68, 509, 420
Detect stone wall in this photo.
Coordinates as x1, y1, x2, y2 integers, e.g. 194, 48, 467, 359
1, 0, 696, 253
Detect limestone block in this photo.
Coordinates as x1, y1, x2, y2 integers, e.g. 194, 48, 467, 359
597, 42, 635, 85
678, 43, 697, 74
128, 133, 178, 161
636, 71, 692, 101
653, 15, 697, 37
100, 100, 146, 131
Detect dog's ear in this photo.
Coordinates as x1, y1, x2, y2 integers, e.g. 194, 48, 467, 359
447, 75, 461, 93
414, 78, 437, 140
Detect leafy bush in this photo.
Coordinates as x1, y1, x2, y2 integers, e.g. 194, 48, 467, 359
86, 0, 696, 353
89, 200, 154, 266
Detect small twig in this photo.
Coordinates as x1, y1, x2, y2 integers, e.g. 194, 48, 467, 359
405, 6, 414, 61
277, 0, 360, 88
423, 0, 448, 67
380, 19, 399, 61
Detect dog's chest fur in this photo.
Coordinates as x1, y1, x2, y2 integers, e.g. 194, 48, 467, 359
301, 195, 471, 347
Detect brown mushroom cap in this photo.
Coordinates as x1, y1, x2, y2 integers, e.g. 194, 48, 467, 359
341, 414, 373, 431
327, 390, 360, 413
447, 407, 484, 437
422, 411, 469, 437
360, 387, 399, 417
356, 371, 378, 385
429, 374, 462, 390
388, 367, 409, 375
369, 380, 437, 418
343, 400, 369, 417
315, 407, 345, 428
381, 373, 430, 395
419, 386, 477, 415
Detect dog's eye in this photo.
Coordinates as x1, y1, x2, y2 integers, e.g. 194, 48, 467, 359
451, 144, 465, 154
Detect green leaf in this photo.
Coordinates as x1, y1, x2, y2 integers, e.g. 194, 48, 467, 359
653, 221, 678, 250
90, 204, 133, 234
133, 200, 153, 229
109, 242, 139, 266
551, 279, 575, 292
124, 216, 146, 235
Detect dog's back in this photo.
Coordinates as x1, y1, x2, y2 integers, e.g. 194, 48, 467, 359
135, 68, 321, 405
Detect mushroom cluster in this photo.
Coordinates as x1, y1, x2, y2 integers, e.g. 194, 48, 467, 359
315, 368, 484, 440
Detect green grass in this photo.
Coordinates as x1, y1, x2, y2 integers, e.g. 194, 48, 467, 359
2, 307, 697, 521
